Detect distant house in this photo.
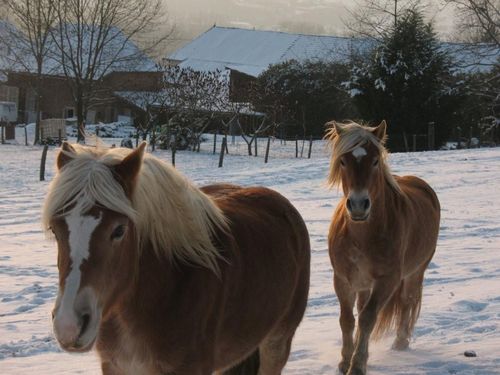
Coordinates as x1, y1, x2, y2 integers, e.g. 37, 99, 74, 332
0, 20, 161, 125
166, 26, 499, 103
6, 71, 162, 124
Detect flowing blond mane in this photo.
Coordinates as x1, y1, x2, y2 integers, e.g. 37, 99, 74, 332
42, 144, 228, 274
325, 121, 401, 194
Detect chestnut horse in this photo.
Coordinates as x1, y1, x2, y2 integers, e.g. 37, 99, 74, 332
42, 142, 310, 374
326, 121, 440, 375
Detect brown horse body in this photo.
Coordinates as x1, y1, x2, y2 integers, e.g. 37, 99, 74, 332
326, 121, 440, 375
44, 143, 310, 374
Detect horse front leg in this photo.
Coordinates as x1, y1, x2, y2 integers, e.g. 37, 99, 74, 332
334, 275, 356, 374
348, 276, 399, 375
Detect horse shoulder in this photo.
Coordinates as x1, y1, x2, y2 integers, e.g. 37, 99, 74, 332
395, 175, 440, 215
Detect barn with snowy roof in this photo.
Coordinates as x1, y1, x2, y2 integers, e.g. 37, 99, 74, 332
166, 26, 498, 103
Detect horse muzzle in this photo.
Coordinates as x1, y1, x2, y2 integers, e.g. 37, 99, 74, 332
52, 288, 101, 352
346, 191, 371, 222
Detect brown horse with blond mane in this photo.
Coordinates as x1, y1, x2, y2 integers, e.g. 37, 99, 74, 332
325, 121, 440, 375
43, 141, 310, 374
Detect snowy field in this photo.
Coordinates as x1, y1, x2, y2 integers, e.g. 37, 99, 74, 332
1, 132, 499, 374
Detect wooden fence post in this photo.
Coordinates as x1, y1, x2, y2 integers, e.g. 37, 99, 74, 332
151, 127, 156, 152
213, 133, 217, 154
264, 137, 271, 163
295, 135, 298, 158
428, 122, 435, 150
219, 136, 227, 168
40, 145, 49, 181
171, 134, 177, 167
254, 136, 258, 157
307, 135, 313, 159
25, 126, 28, 146
225, 135, 229, 154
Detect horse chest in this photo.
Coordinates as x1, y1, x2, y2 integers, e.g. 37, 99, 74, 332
335, 245, 374, 290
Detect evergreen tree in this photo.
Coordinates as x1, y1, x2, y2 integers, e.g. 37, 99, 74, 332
348, 9, 454, 150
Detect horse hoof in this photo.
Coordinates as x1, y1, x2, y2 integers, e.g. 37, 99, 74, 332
338, 360, 350, 374
392, 337, 410, 351
347, 367, 365, 375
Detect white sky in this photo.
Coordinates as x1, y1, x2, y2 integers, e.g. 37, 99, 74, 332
165, 0, 458, 42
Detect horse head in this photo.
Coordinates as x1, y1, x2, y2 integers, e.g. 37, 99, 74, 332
46, 142, 146, 352
327, 120, 390, 222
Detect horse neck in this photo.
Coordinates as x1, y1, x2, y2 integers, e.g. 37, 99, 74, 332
370, 173, 401, 227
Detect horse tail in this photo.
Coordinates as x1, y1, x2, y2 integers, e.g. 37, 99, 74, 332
222, 349, 260, 375
372, 281, 423, 340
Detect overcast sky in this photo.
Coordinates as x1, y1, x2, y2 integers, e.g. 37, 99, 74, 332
164, 0, 458, 47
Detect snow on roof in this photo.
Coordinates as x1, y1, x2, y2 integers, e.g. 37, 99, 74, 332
441, 43, 499, 73
169, 26, 371, 77
0, 20, 22, 81
114, 89, 263, 116
169, 26, 498, 77
1, 21, 156, 78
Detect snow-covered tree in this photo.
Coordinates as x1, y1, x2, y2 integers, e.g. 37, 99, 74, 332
254, 60, 356, 137
347, 9, 455, 150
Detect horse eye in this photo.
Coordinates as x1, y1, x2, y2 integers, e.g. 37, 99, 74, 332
111, 225, 126, 240
373, 158, 379, 167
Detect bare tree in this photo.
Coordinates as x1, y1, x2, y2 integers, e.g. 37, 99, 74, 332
343, 0, 424, 40
2, 0, 57, 144
444, 0, 500, 46
49, 0, 171, 142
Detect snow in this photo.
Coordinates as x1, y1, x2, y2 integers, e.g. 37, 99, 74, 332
1, 130, 500, 374
170, 26, 372, 77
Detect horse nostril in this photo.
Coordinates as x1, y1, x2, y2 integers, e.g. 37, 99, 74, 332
363, 199, 371, 211
80, 313, 91, 336
346, 198, 352, 212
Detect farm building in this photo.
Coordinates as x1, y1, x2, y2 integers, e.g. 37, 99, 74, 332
166, 26, 499, 103
0, 20, 162, 126
5, 71, 162, 125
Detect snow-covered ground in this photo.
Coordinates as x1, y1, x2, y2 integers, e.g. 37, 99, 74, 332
1, 130, 499, 374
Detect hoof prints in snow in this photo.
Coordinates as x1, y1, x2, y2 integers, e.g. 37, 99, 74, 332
0, 336, 61, 359
1, 143, 500, 373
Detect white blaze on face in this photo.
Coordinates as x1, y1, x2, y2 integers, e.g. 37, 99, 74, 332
57, 209, 102, 318
352, 146, 367, 162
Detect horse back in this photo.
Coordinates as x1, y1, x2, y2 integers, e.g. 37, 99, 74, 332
396, 175, 440, 228
395, 175, 440, 270
201, 183, 310, 368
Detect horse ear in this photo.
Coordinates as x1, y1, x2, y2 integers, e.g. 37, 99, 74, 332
333, 122, 345, 136
114, 142, 147, 197
372, 120, 387, 142
57, 142, 77, 170
325, 121, 344, 139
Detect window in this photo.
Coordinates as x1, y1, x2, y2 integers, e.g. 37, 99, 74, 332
64, 107, 75, 119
